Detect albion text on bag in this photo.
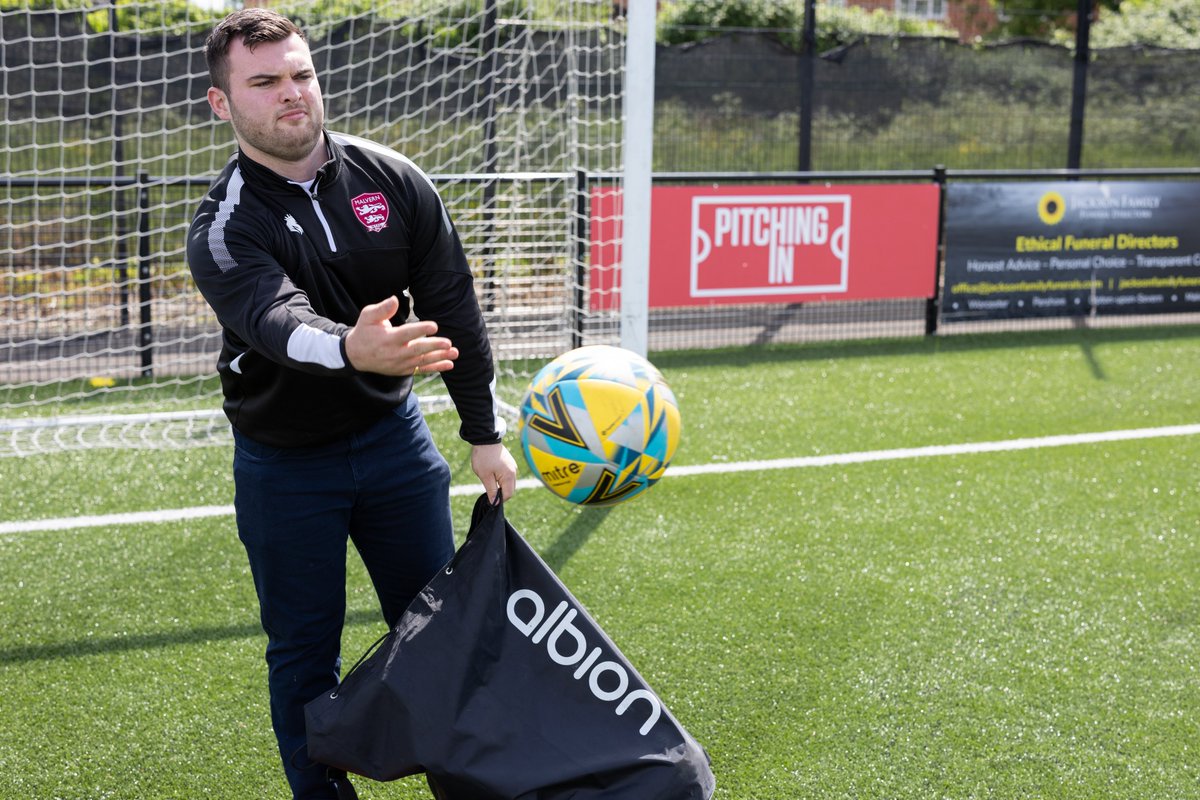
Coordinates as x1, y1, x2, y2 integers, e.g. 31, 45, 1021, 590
507, 588, 662, 736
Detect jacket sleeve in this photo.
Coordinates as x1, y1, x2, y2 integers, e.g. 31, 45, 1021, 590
187, 190, 353, 376
401, 171, 505, 445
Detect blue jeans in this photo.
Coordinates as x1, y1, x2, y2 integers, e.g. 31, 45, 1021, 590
232, 393, 454, 799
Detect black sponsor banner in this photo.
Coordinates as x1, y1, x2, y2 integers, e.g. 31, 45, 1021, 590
942, 181, 1200, 321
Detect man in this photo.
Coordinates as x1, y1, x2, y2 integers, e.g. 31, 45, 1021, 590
187, 9, 518, 799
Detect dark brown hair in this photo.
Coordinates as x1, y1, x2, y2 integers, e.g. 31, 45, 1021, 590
204, 8, 306, 92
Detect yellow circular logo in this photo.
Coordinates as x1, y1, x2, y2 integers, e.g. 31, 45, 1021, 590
1038, 190, 1066, 225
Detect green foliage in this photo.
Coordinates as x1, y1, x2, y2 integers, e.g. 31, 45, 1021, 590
0, 0, 219, 33
811, 3, 957, 48
1082, 0, 1200, 47
277, 0, 596, 43
0, 0, 578, 38
284, 0, 383, 22
658, 0, 955, 52
991, 0, 1120, 41
657, 0, 802, 36
392, 0, 531, 50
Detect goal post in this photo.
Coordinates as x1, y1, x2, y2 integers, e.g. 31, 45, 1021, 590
617, 0, 655, 358
0, 0, 636, 456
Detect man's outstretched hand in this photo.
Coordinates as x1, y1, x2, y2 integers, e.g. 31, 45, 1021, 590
344, 295, 458, 376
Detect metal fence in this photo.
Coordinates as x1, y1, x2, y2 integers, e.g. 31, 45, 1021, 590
5, 28, 1200, 386
654, 33, 1200, 172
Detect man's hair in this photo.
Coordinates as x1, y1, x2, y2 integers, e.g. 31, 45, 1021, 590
204, 8, 306, 92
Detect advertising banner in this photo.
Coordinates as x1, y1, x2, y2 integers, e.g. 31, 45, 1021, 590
943, 181, 1200, 321
589, 184, 940, 311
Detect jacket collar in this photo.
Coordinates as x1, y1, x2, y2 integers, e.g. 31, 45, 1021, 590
235, 131, 344, 194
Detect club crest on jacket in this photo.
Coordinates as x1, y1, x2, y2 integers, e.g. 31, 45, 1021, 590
352, 192, 389, 232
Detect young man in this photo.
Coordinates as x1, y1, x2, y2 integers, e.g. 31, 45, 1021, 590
187, 9, 518, 799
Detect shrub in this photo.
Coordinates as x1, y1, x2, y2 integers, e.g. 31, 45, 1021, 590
657, 0, 956, 52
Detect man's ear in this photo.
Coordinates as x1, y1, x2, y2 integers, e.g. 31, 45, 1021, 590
207, 86, 232, 121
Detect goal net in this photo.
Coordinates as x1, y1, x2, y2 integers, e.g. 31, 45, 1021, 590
0, 0, 625, 456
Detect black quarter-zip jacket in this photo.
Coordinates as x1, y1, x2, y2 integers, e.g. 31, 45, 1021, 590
187, 131, 504, 448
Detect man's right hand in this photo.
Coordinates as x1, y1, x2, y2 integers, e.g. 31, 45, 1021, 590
343, 295, 459, 377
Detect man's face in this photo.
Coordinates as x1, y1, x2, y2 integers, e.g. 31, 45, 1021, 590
207, 33, 325, 168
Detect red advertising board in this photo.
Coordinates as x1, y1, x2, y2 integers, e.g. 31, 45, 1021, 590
589, 184, 940, 310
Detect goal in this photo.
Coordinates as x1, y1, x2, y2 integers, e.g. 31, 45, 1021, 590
0, 0, 628, 456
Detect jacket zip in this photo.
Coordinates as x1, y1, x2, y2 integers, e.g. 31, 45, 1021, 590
308, 188, 338, 253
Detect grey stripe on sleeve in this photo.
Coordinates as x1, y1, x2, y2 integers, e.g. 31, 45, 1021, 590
208, 168, 245, 274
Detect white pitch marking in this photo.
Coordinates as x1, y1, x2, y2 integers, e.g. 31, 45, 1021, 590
2, 423, 1198, 535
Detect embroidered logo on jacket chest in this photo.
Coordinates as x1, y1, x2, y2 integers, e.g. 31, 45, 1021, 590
351, 192, 390, 232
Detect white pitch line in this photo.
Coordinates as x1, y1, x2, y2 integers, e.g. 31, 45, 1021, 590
664, 422, 1200, 476
3, 423, 1198, 536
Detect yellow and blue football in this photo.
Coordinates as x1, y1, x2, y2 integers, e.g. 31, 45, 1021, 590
518, 345, 681, 506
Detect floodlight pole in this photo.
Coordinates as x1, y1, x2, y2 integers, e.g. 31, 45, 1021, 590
619, 0, 656, 357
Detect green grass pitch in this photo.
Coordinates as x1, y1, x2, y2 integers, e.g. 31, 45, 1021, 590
2, 326, 1198, 799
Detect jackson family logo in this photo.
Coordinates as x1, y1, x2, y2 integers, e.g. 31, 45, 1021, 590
690, 194, 851, 297
507, 587, 663, 735
1038, 190, 1067, 225
351, 192, 389, 232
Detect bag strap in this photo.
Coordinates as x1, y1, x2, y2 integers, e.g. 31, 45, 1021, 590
469, 490, 503, 532
445, 492, 503, 576
328, 492, 484, 691
329, 629, 391, 699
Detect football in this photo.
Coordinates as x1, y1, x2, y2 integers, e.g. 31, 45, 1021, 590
518, 345, 681, 506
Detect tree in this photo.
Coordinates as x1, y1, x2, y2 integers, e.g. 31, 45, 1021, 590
0, 0, 217, 32
657, 0, 955, 53
1085, 0, 1200, 47
992, 0, 1120, 41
